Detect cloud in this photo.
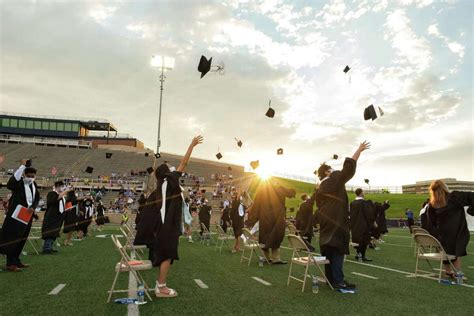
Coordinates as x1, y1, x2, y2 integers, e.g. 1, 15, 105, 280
89, 3, 117, 24
427, 24, 465, 60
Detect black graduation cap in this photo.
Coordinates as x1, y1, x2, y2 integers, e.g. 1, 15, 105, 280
25, 159, 32, 167
54, 180, 64, 187
198, 55, 212, 78
250, 160, 260, 170
235, 138, 243, 148
216, 152, 223, 160
364, 105, 377, 121
266, 100, 275, 118
155, 153, 161, 159
364, 179, 370, 184
343, 65, 351, 73
277, 148, 283, 155
106, 153, 112, 159
146, 167, 154, 174
85, 166, 94, 174
145, 152, 149, 157
333, 154, 339, 160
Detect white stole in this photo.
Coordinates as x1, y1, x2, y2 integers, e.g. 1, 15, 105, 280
238, 203, 244, 217
59, 197, 65, 214
24, 183, 35, 208
160, 179, 168, 224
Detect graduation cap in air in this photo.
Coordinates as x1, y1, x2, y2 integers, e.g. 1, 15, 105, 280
155, 153, 161, 159
198, 55, 225, 78
364, 179, 370, 185
364, 105, 377, 121
145, 152, 149, 157
277, 148, 283, 155
250, 160, 260, 170
85, 166, 94, 174
216, 152, 223, 160
266, 100, 275, 118
333, 154, 339, 160
106, 153, 112, 159
146, 167, 154, 174
378, 106, 384, 116
343, 65, 351, 73
234, 138, 243, 148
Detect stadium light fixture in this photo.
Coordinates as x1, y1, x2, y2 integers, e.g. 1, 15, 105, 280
150, 54, 175, 157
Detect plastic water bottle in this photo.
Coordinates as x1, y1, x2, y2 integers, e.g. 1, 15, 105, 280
137, 284, 145, 304
114, 298, 137, 304
259, 257, 264, 267
456, 272, 464, 285
312, 276, 319, 294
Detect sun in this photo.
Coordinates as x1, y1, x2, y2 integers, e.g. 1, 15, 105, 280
255, 165, 272, 180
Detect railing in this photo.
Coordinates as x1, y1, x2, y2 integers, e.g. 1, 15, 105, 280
0, 111, 110, 124
0, 133, 92, 148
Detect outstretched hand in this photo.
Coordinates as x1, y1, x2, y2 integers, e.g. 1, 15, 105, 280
191, 135, 204, 147
358, 140, 371, 152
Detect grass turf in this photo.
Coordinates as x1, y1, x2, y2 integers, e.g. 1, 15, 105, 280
248, 177, 429, 219
1, 226, 473, 315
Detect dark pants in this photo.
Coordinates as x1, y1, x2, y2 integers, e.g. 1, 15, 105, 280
355, 243, 367, 258
321, 246, 345, 285
5, 237, 28, 266
43, 237, 56, 251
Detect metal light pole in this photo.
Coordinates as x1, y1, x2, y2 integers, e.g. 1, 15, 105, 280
151, 55, 175, 157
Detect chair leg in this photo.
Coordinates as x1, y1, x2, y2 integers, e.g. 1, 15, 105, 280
287, 260, 293, 286
240, 247, 245, 263
415, 255, 419, 278
132, 270, 153, 301
302, 263, 309, 292
248, 248, 254, 266
317, 264, 334, 290
107, 270, 120, 303
438, 260, 443, 283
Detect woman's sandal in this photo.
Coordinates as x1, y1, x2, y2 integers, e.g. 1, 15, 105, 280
155, 283, 178, 298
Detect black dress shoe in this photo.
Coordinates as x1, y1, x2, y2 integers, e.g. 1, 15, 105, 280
335, 282, 356, 289
51, 249, 59, 253
362, 257, 373, 262
17, 263, 30, 268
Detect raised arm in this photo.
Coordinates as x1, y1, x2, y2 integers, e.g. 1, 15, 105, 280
351, 140, 370, 162
177, 136, 204, 173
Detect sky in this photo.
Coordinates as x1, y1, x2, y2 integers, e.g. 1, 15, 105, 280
0, 0, 472, 186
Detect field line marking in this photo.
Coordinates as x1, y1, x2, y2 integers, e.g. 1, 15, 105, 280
252, 277, 271, 286
194, 279, 209, 289
351, 272, 378, 280
384, 235, 412, 239
128, 251, 139, 316
468, 266, 474, 269
382, 242, 414, 248
48, 284, 66, 295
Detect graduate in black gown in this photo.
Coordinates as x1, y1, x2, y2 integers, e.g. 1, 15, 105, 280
0, 160, 40, 271
198, 200, 211, 237
63, 190, 79, 246
75, 197, 94, 239
149, 136, 202, 298
374, 200, 390, 242
422, 180, 474, 278
41, 181, 71, 254
251, 179, 295, 264
315, 141, 370, 290
349, 188, 375, 262
229, 192, 245, 252
95, 200, 106, 231
220, 204, 232, 233
295, 193, 316, 251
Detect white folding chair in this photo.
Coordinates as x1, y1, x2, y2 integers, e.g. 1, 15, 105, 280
119, 227, 147, 259
287, 234, 334, 291
214, 223, 234, 253
414, 233, 457, 283
107, 235, 153, 303
200, 222, 216, 246
411, 227, 429, 256
27, 228, 42, 255
240, 228, 270, 266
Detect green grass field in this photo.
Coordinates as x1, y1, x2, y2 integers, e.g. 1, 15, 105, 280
1, 225, 473, 315
248, 177, 428, 219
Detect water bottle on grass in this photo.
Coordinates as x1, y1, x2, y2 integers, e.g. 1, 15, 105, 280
312, 275, 319, 294
137, 284, 146, 304
456, 272, 464, 285
259, 257, 264, 267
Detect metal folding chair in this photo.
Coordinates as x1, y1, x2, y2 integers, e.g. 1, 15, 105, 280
214, 223, 234, 253
240, 228, 270, 266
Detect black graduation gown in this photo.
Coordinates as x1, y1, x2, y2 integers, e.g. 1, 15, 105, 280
95, 204, 106, 225
0, 175, 40, 256
295, 194, 316, 237
152, 171, 183, 266
315, 158, 356, 255
134, 193, 160, 246
76, 201, 93, 234
221, 207, 231, 233
230, 199, 245, 238
199, 205, 211, 231
375, 202, 390, 234
41, 191, 65, 239
349, 199, 374, 245
63, 193, 78, 234
135, 195, 147, 226
252, 183, 295, 249
423, 191, 474, 257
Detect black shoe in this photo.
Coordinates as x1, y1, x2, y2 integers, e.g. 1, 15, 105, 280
362, 257, 373, 262
51, 249, 59, 253
42, 250, 54, 255
272, 260, 287, 265
335, 282, 356, 290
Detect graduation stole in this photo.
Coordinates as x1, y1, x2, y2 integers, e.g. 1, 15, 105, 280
160, 179, 168, 224
24, 182, 35, 207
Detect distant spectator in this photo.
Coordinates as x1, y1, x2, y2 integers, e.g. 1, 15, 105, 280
405, 208, 414, 232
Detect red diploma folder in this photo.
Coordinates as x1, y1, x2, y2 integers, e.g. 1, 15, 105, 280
12, 205, 33, 225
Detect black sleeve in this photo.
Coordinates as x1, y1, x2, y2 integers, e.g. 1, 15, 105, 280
6, 175, 22, 191
451, 191, 474, 209
46, 191, 58, 208
339, 158, 357, 184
